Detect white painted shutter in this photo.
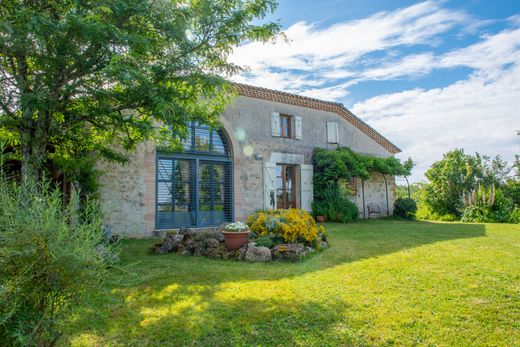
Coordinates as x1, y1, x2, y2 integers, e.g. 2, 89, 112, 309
271, 112, 281, 137
300, 164, 313, 212
263, 162, 277, 210
327, 122, 338, 143
294, 115, 302, 139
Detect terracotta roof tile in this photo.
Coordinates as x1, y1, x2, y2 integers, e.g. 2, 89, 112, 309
234, 83, 401, 154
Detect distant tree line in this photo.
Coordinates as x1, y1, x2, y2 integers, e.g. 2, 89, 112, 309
397, 149, 520, 223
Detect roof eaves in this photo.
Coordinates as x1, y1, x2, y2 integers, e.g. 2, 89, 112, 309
233, 83, 402, 154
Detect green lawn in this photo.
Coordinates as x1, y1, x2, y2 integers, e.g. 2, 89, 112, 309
61, 220, 520, 346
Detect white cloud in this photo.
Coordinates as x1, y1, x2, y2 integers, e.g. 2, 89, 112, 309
230, 1, 469, 94
229, 1, 520, 182
352, 64, 520, 182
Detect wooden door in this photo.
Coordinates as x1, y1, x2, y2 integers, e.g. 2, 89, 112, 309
276, 164, 297, 209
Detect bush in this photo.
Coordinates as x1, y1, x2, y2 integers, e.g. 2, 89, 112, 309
254, 236, 274, 248
461, 188, 515, 223
193, 229, 223, 241
0, 178, 118, 346
461, 205, 489, 223
312, 186, 358, 223
509, 207, 520, 223
246, 209, 324, 245
393, 198, 417, 219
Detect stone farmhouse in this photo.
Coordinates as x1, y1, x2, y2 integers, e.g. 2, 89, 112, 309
98, 84, 401, 237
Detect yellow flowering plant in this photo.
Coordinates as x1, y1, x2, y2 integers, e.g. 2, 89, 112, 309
246, 209, 326, 245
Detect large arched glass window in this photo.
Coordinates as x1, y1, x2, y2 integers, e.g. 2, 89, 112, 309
156, 122, 233, 229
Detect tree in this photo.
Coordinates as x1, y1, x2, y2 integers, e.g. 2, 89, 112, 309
0, 0, 280, 183
423, 148, 480, 216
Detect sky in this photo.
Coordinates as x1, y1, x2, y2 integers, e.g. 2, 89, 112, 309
230, 0, 520, 182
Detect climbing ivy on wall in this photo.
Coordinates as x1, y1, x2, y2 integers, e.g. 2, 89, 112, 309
312, 147, 413, 221
313, 147, 413, 193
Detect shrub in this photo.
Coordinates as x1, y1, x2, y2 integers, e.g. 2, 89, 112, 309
461, 205, 489, 223
193, 229, 223, 241
246, 209, 324, 245
312, 186, 358, 223
0, 178, 118, 346
509, 207, 520, 223
254, 236, 274, 248
393, 198, 417, 219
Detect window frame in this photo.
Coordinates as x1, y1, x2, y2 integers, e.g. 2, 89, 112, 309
280, 114, 293, 139
327, 121, 339, 144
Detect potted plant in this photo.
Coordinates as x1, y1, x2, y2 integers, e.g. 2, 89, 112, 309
221, 222, 250, 251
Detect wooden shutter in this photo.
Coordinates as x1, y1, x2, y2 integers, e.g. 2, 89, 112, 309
300, 164, 313, 212
327, 121, 338, 143
263, 162, 277, 210
271, 112, 281, 137
294, 115, 302, 139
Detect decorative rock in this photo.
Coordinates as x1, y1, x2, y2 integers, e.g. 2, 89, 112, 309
272, 243, 306, 261
201, 238, 225, 259
237, 242, 251, 261
179, 227, 194, 236
244, 244, 272, 262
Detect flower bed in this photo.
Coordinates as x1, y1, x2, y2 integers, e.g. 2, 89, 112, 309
150, 209, 329, 262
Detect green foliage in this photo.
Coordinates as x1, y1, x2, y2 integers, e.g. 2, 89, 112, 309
0, 177, 118, 346
393, 198, 417, 219
246, 209, 324, 245
509, 207, 520, 223
313, 147, 413, 196
254, 236, 274, 249
312, 147, 412, 223
0, 0, 280, 181
312, 186, 358, 223
419, 148, 519, 223
193, 229, 223, 242
422, 149, 480, 217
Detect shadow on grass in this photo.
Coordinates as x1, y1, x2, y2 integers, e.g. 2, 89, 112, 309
61, 220, 487, 346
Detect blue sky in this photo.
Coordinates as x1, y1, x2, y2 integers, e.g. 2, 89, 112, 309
231, 0, 520, 181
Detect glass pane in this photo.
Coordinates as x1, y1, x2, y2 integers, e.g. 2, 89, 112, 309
212, 129, 226, 154
285, 166, 293, 189
157, 159, 172, 181
158, 204, 173, 212
213, 164, 224, 182
173, 182, 190, 205
182, 127, 192, 151
173, 160, 190, 182
195, 127, 211, 151
157, 182, 172, 204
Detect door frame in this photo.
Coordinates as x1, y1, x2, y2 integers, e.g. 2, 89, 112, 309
276, 163, 298, 209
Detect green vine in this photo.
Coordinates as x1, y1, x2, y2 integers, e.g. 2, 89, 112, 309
312, 147, 413, 201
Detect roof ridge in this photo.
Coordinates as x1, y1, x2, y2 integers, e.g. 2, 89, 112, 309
232, 82, 401, 154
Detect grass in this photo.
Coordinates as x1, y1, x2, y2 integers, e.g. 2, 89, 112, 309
61, 220, 520, 346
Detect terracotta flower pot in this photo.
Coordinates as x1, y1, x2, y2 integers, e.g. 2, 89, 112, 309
222, 230, 250, 251
316, 215, 326, 223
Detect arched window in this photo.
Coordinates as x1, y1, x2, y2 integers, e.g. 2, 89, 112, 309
156, 122, 233, 229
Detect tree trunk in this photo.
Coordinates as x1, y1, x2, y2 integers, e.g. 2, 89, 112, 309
20, 120, 48, 182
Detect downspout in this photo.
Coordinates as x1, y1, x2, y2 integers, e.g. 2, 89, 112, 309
381, 173, 389, 216
361, 178, 366, 219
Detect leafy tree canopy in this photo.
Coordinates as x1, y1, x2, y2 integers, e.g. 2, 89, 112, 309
421, 148, 517, 217
0, 0, 280, 181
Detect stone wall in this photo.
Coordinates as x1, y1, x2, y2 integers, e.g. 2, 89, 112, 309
97, 142, 156, 237
97, 95, 398, 237
225, 96, 395, 221
351, 173, 395, 219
